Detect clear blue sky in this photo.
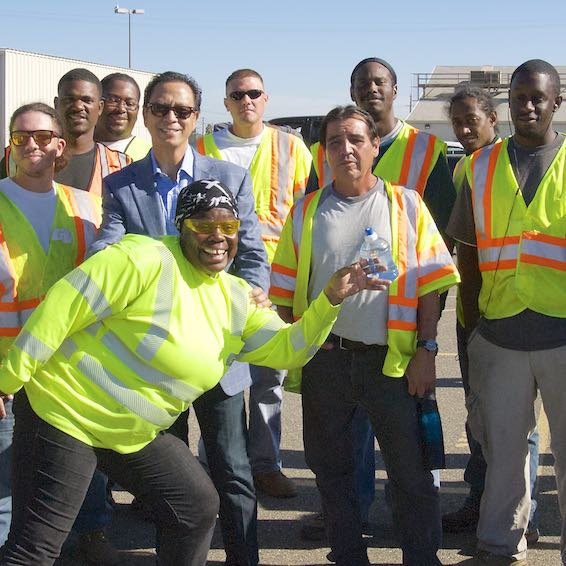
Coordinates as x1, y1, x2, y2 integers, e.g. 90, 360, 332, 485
2, 1, 566, 127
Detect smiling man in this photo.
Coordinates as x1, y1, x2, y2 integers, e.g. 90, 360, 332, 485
0, 103, 102, 559
195, 68, 313, 501
95, 73, 151, 161
53, 68, 130, 196
92, 71, 269, 566
448, 60, 566, 566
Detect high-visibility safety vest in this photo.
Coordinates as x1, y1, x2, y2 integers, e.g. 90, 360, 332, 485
4, 143, 130, 196
270, 181, 459, 390
0, 235, 340, 453
467, 137, 566, 319
195, 126, 312, 262
310, 122, 446, 194
101, 136, 151, 162
0, 182, 101, 356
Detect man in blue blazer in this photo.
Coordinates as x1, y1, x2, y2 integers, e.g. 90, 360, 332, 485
91, 71, 269, 566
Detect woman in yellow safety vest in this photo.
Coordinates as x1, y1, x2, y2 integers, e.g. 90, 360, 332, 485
0, 179, 385, 566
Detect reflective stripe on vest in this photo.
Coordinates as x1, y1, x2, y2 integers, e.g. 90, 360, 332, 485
395, 128, 437, 195
89, 144, 129, 197
388, 187, 418, 331
311, 142, 333, 190
520, 232, 566, 271
0, 184, 98, 337
469, 137, 566, 317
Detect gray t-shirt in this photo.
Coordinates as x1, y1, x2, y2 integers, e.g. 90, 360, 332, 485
447, 133, 566, 350
0, 178, 57, 253
55, 146, 97, 191
309, 179, 390, 345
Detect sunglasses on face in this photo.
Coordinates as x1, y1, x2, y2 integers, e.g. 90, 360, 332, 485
184, 219, 240, 236
145, 103, 196, 120
227, 89, 264, 101
103, 95, 139, 111
10, 130, 60, 146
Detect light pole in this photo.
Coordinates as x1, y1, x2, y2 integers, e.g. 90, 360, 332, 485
114, 5, 145, 68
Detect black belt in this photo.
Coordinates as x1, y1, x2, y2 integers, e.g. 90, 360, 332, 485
328, 333, 383, 351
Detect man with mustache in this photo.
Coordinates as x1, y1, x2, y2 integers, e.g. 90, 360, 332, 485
303, 56, 456, 543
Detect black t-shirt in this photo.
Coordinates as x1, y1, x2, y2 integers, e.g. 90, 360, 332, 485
54, 146, 97, 191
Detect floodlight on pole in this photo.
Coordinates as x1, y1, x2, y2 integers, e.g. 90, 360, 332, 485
114, 5, 145, 68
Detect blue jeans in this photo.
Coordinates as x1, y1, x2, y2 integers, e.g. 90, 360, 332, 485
0, 400, 13, 546
302, 345, 441, 566
169, 384, 258, 566
248, 365, 285, 474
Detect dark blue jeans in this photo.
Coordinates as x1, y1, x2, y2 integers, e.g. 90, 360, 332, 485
302, 345, 442, 566
2, 392, 219, 566
169, 384, 258, 566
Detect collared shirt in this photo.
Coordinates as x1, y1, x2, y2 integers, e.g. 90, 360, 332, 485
150, 146, 194, 234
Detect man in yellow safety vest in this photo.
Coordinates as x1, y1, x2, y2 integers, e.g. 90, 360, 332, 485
195, 68, 312, 499
448, 59, 566, 566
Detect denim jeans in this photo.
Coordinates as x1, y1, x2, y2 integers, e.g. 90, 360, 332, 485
0, 400, 13, 547
2, 391, 219, 566
302, 345, 442, 566
169, 384, 258, 566
248, 365, 285, 474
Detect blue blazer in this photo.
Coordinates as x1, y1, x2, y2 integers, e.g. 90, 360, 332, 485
91, 147, 270, 395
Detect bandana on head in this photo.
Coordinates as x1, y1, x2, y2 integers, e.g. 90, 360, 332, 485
175, 179, 239, 231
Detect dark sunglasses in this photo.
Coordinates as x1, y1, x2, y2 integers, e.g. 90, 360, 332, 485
228, 89, 264, 101
10, 130, 61, 146
145, 103, 196, 119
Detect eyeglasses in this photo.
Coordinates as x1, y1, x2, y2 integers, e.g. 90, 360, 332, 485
10, 130, 61, 146
184, 219, 240, 236
227, 89, 264, 101
103, 95, 139, 111
145, 103, 196, 119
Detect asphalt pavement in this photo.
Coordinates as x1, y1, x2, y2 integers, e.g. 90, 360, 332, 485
56, 288, 562, 566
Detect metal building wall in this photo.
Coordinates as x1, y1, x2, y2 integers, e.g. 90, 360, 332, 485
1, 48, 154, 149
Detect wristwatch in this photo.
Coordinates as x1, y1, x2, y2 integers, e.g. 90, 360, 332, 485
417, 339, 439, 355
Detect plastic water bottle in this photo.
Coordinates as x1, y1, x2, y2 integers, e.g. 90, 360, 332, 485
416, 393, 446, 471
359, 227, 398, 281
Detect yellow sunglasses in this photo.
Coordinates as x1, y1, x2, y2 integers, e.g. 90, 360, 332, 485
184, 218, 240, 236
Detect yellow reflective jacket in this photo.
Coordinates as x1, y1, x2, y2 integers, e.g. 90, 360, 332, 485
310, 121, 446, 194
467, 137, 566, 319
0, 182, 100, 357
0, 235, 340, 453
196, 126, 312, 262
270, 181, 460, 391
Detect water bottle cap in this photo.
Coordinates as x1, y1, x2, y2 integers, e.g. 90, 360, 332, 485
364, 227, 378, 243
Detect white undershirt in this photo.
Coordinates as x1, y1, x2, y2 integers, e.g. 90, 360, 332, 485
212, 127, 264, 170
0, 178, 57, 253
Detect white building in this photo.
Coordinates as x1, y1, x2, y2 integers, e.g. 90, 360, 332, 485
406, 65, 566, 142
0, 48, 155, 149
